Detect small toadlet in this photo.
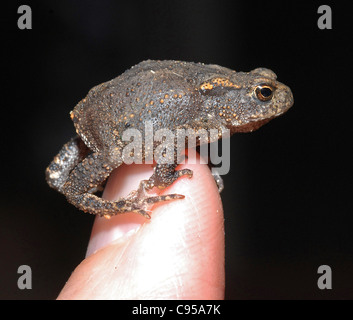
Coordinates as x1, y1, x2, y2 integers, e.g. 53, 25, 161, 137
46, 60, 293, 219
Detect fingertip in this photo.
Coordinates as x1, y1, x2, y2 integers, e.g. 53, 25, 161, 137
60, 162, 225, 299
86, 164, 154, 257
153, 163, 225, 299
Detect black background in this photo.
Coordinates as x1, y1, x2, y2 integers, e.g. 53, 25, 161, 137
1, 0, 352, 299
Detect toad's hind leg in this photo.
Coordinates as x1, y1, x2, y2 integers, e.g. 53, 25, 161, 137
61, 153, 185, 219
46, 136, 90, 193
140, 163, 193, 191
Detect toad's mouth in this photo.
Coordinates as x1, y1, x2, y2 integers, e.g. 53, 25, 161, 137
229, 117, 275, 133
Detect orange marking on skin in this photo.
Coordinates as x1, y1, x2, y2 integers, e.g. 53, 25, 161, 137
200, 82, 214, 90
200, 78, 241, 91
212, 77, 241, 88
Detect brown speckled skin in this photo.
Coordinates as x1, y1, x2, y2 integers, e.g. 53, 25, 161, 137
46, 60, 293, 219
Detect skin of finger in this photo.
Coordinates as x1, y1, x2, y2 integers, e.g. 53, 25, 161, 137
57, 163, 225, 300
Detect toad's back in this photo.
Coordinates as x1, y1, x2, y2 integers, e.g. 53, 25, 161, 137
71, 60, 237, 151
71, 59, 293, 155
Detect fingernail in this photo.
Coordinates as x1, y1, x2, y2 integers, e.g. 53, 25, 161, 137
85, 164, 153, 257
86, 213, 145, 257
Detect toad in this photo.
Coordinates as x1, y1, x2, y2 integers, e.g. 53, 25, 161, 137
46, 60, 293, 219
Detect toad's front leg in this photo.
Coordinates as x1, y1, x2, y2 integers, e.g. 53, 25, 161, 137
144, 163, 193, 190
135, 163, 193, 202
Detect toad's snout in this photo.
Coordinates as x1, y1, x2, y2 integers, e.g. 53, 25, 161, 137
275, 83, 294, 116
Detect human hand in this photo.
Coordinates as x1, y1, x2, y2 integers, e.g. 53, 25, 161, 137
57, 161, 225, 299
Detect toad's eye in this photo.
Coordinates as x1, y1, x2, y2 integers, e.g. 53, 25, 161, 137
255, 85, 274, 102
